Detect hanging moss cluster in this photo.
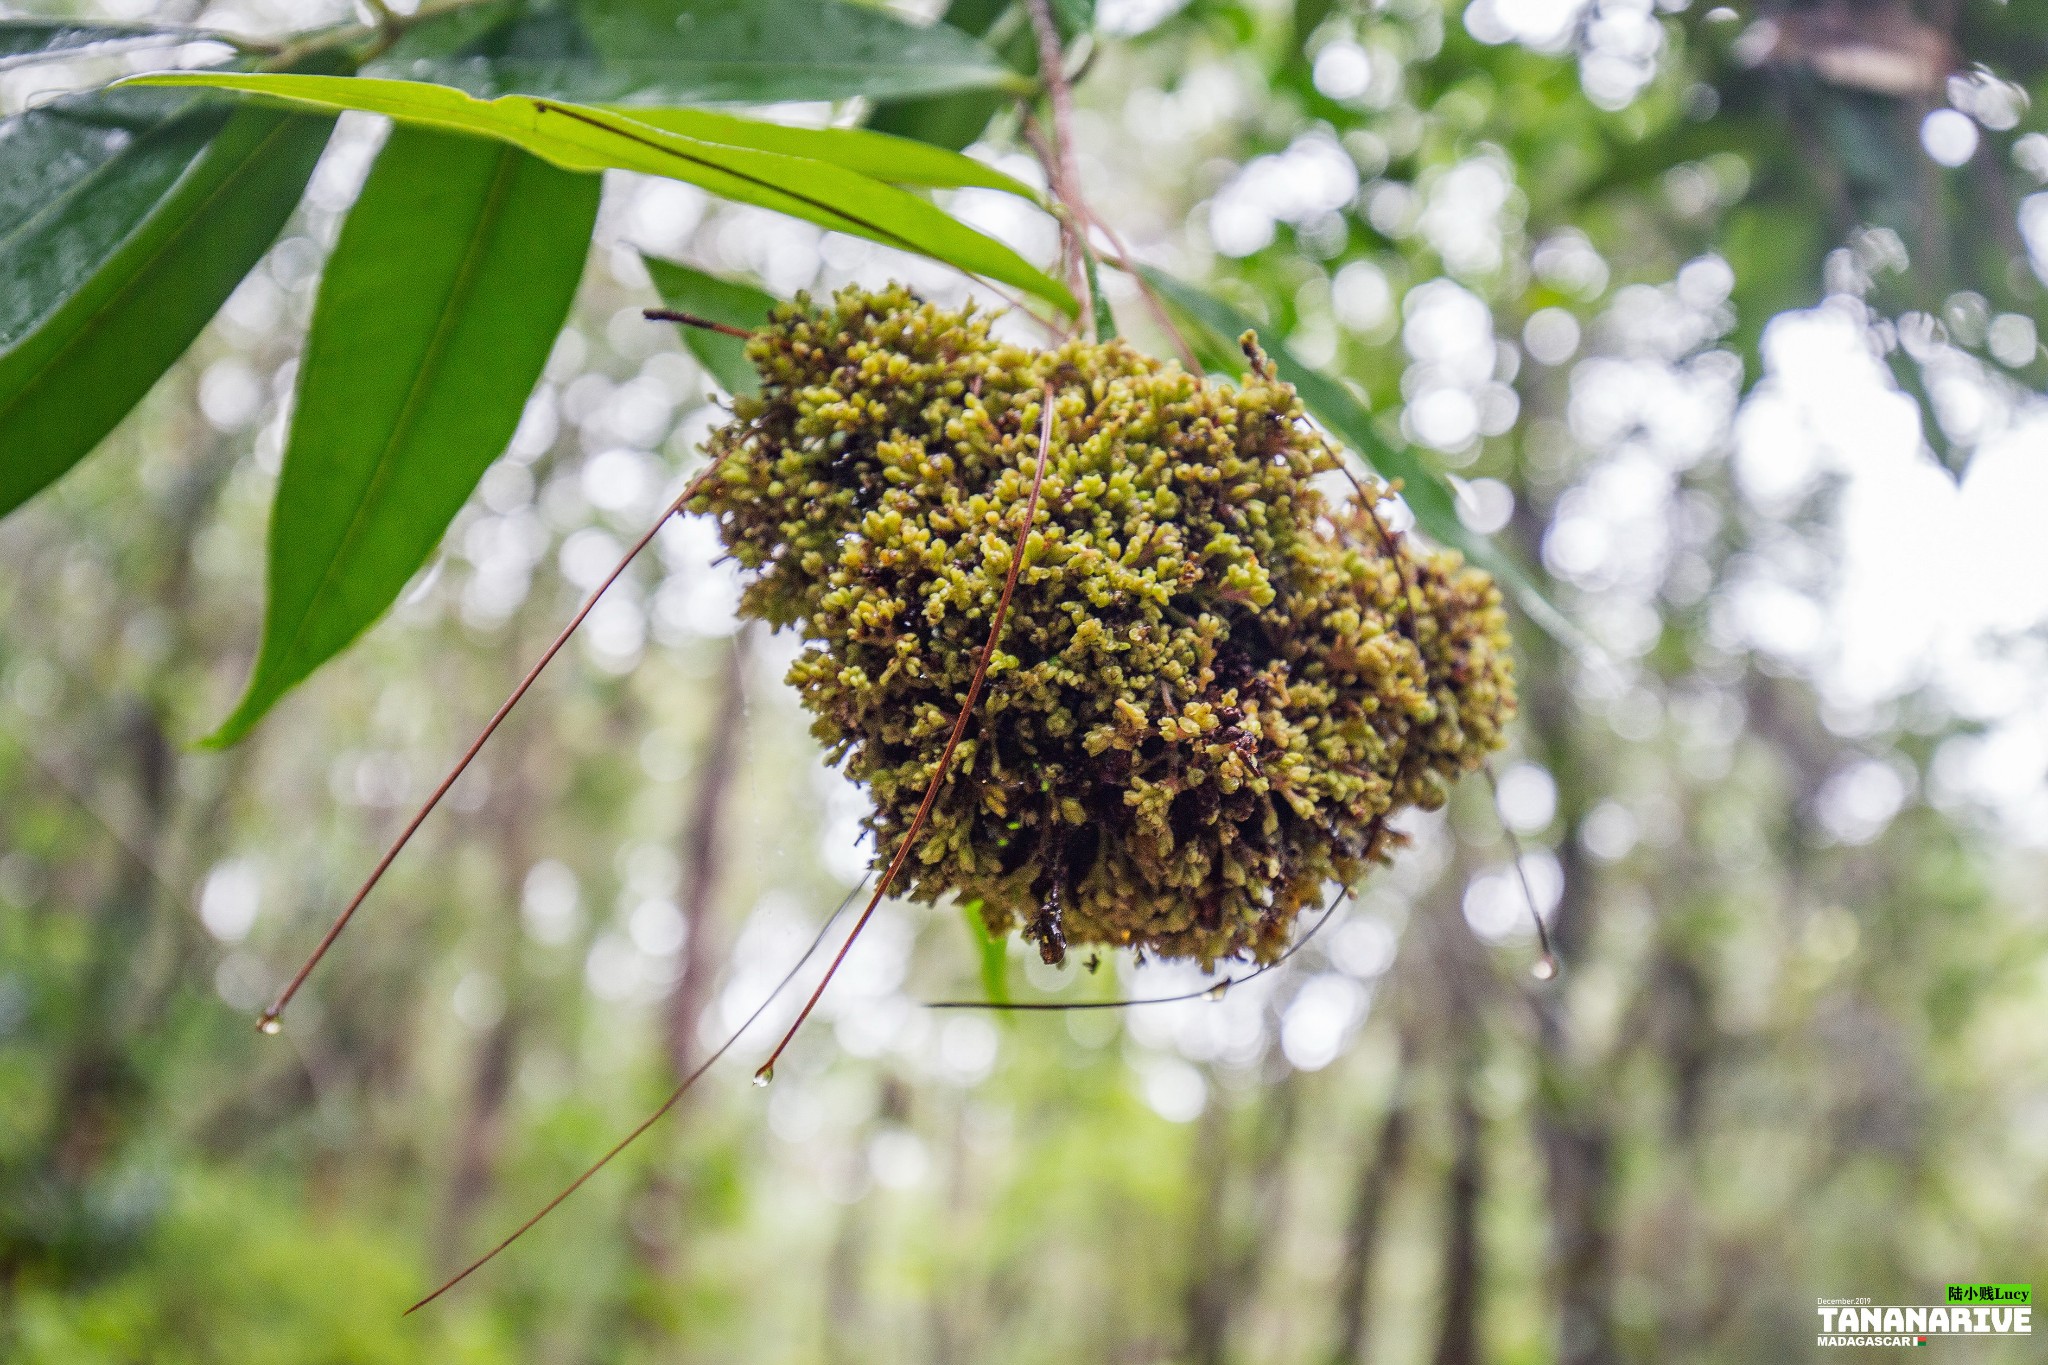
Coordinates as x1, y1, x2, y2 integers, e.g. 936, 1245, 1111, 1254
693, 286, 1514, 967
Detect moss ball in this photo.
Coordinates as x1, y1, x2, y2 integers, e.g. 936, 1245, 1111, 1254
693, 285, 1515, 968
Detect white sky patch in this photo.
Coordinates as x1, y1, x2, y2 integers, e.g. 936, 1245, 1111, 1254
1730, 302, 2048, 838
198, 859, 261, 943
1208, 133, 1359, 258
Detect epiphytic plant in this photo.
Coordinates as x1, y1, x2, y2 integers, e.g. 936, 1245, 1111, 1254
0, 0, 1565, 1313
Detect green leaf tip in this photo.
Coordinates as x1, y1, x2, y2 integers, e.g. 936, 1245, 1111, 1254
205, 128, 599, 744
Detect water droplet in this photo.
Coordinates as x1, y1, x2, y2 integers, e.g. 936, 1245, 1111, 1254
1531, 952, 1560, 982
256, 1014, 282, 1035
1205, 980, 1229, 1001
752, 1064, 774, 1087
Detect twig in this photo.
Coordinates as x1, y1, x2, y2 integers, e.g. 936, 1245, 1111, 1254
0, 723, 186, 912
643, 308, 754, 341
1086, 221, 1204, 374
924, 882, 1354, 1011
256, 473, 709, 1034
750, 384, 1059, 1082
1355, 476, 1554, 977
1022, 0, 1095, 335
1483, 765, 1561, 980
1350, 472, 1420, 647
407, 874, 870, 1313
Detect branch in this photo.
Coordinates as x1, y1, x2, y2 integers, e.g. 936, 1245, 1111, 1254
1024, 0, 1095, 334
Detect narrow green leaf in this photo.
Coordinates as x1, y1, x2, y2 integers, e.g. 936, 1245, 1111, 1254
1084, 244, 1117, 341
386, 0, 1026, 105
868, 0, 1028, 153
125, 73, 1077, 315
1140, 267, 1586, 652
0, 20, 219, 71
0, 90, 333, 518
610, 107, 1039, 200
207, 128, 599, 745
642, 257, 776, 397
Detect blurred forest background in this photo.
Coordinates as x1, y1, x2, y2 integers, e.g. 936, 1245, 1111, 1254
5, 0, 2048, 1360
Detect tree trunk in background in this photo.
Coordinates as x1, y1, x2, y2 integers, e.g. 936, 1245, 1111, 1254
1184, 1068, 1303, 1364
667, 630, 750, 1080
436, 1006, 519, 1268
35, 446, 234, 1202
434, 629, 550, 1269
1521, 635, 1619, 1365
615, 631, 754, 1326
43, 704, 172, 1188
1183, 1087, 1235, 1365
825, 1189, 870, 1365
1328, 1040, 1412, 1365
1432, 1046, 1483, 1365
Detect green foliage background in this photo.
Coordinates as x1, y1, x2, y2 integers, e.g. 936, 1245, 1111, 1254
2, 0, 2047, 1361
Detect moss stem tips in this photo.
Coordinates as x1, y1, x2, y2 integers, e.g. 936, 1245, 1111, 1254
695, 285, 1515, 969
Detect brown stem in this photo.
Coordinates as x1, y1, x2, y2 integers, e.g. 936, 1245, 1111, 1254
752, 384, 1059, 1080
1023, 0, 1094, 333
1091, 226, 1205, 374
258, 472, 707, 1034
1484, 765, 1561, 979
406, 873, 868, 1312
923, 882, 1352, 1010
644, 308, 754, 340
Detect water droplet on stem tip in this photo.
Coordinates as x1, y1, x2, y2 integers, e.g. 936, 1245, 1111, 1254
752, 1064, 774, 1087
1205, 980, 1229, 1001
256, 1014, 282, 1035
1531, 952, 1560, 982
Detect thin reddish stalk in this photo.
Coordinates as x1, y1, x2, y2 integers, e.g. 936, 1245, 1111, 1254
750, 384, 1059, 1082
256, 474, 706, 1034
1349, 475, 1556, 976
1022, 0, 1093, 334
643, 308, 753, 340
406, 875, 868, 1313
1485, 765, 1561, 979
925, 884, 1355, 1012
1349, 473, 1555, 973
1083, 215, 1204, 374
1348, 469, 1421, 646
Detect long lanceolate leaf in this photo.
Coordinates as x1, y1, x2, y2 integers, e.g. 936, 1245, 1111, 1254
1140, 268, 1588, 654
390, 0, 1028, 106
0, 90, 334, 518
126, 73, 1077, 315
610, 107, 1039, 199
0, 20, 228, 71
207, 128, 600, 746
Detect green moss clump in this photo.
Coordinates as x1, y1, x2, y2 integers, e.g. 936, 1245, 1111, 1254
694, 286, 1514, 967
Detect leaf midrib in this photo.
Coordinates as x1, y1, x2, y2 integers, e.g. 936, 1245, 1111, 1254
0, 114, 201, 344
538, 102, 928, 257
0, 112, 300, 429
265, 142, 528, 686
